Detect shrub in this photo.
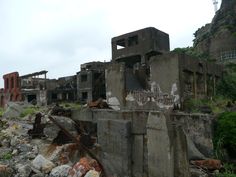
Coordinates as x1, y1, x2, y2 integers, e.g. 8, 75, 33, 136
1, 152, 12, 160
214, 112, 236, 159
217, 63, 236, 101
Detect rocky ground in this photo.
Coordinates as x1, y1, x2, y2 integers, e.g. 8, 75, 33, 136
0, 102, 102, 177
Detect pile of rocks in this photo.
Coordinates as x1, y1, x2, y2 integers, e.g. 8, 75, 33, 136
0, 104, 102, 177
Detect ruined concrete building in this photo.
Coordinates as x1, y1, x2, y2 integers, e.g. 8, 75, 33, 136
71, 27, 223, 177
112, 27, 170, 65
0, 27, 223, 110
107, 27, 223, 110
77, 61, 107, 103
0, 27, 225, 176
0, 70, 77, 107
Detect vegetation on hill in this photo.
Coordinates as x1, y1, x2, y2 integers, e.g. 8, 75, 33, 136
172, 47, 210, 60
217, 63, 236, 101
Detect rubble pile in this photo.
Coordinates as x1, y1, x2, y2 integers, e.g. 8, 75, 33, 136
0, 104, 102, 177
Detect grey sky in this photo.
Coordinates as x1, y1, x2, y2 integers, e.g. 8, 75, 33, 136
0, 0, 221, 87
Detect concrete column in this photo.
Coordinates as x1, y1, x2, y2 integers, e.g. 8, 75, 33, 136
147, 112, 174, 177
132, 135, 144, 177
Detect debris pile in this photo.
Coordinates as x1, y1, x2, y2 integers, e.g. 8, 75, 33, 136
0, 104, 104, 177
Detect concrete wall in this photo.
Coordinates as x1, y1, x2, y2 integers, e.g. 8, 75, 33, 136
106, 63, 126, 110
171, 112, 214, 157
72, 109, 190, 177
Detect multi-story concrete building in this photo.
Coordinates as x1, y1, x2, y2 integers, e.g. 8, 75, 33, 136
112, 27, 170, 66
106, 28, 224, 110
77, 62, 107, 103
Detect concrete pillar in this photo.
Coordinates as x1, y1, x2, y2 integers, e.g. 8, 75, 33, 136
132, 135, 144, 177
173, 125, 190, 177
147, 112, 174, 177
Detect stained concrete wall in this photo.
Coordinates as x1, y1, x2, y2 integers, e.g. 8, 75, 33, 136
72, 109, 190, 177
106, 63, 126, 110
150, 52, 223, 104
171, 112, 214, 157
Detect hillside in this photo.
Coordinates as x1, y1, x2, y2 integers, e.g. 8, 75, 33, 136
193, 0, 236, 62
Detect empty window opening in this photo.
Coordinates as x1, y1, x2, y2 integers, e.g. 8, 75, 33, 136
128, 35, 138, 46
116, 39, 126, 50
82, 92, 88, 100
81, 74, 88, 82
27, 94, 37, 103
52, 93, 57, 100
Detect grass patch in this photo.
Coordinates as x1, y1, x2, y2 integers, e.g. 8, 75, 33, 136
59, 102, 81, 110
20, 106, 39, 118
0, 107, 4, 117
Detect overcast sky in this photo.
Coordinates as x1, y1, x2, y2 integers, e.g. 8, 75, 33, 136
0, 0, 221, 87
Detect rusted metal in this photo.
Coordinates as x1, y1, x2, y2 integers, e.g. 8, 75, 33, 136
48, 115, 107, 177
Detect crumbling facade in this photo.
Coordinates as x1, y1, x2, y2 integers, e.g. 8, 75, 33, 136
20, 70, 48, 105
0, 70, 77, 107
1, 72, 21, 106
77, 62, 107, 103
47, 75, 77, 104
107, 28, 223, 110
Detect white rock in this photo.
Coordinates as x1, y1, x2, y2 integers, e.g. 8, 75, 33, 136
32, 154, 55, 174
49, 165, 71, 177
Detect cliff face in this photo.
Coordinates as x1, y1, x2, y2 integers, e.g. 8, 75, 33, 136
193, 0, 236, 61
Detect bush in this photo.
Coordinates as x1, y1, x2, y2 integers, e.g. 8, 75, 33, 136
214, 112, 236, 159
217, 73, 236, 101
217, 63, 236, 101
1, 152, 12, 160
